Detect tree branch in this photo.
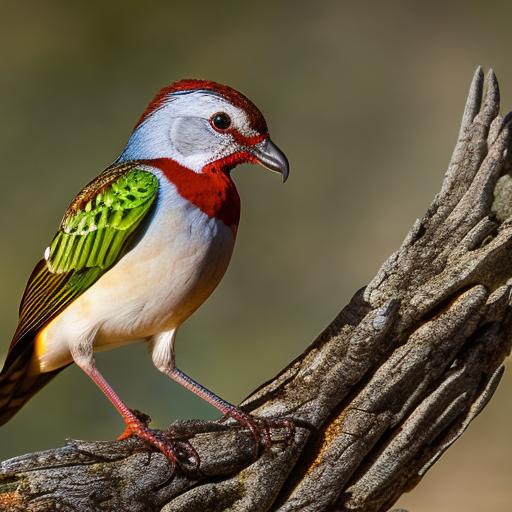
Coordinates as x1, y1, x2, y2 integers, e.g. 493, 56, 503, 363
2, 67, 512, 512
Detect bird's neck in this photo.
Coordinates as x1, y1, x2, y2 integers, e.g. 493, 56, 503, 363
143, 157, 241, 229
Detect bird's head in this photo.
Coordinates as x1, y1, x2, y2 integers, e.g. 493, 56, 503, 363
119, 80, 289, 182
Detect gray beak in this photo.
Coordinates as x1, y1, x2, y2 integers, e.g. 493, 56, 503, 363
251, 139, 290, 183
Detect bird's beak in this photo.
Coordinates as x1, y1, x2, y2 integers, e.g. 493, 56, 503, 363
251, 138, 290, 183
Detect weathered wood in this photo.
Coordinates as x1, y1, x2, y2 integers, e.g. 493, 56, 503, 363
1, 67, 512, 512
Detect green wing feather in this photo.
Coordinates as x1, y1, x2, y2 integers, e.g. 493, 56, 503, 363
6, 163, 159, 362
48, 168, 158, 273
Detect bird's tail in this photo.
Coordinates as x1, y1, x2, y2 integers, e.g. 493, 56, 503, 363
0, 343, 62, 426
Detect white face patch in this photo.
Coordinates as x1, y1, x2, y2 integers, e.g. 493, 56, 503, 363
119, 91, 261, 172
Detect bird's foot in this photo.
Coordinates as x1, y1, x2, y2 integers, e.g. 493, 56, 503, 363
118, 410, 199, 471
223, 409, 295, 454
117, 408, 151, 440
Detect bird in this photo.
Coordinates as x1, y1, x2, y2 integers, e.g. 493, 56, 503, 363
0, 79, 290, 465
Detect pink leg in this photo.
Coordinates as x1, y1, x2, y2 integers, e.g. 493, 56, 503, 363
165, 367, 293, 449
152, 331, 294, 451
78, 363, 179, 466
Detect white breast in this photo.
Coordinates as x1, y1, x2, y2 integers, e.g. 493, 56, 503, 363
35, 170, 236, 372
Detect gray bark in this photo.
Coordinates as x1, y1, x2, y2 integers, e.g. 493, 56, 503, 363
1, 67, 512, 512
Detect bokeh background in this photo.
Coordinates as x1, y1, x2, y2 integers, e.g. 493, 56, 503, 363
1, 1, 511, 510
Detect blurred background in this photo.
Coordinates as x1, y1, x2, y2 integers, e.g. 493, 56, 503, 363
0, 1, 511, 510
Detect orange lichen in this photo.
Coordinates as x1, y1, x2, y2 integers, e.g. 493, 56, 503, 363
0, 491, 25, 511
307, 410, 349, 474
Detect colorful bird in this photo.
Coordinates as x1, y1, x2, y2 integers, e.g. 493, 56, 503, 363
0, 80, 289, 464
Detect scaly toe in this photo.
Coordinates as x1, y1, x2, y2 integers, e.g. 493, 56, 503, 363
225, 410, 295, 453
123, 423, 200, 472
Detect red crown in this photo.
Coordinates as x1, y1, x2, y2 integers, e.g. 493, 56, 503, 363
136, 79, 268, 135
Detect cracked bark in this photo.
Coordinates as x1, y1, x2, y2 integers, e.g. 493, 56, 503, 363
1, 67, 512, 512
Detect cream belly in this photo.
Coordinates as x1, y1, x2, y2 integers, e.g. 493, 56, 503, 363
34, 174, 236, 373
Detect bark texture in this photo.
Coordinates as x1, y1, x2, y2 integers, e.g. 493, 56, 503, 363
1, 68, 512, 512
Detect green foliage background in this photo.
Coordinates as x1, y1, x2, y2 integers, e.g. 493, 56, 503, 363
0, 1, 511, 510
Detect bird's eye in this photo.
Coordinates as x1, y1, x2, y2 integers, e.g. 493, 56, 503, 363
210, 112, 232, 131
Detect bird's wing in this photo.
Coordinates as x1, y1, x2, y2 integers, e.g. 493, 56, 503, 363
4, 161, 159, 367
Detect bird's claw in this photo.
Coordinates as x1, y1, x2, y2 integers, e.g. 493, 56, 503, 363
166, 433, 200, 472
119, 415, 199, 472
223, 410, 295, 455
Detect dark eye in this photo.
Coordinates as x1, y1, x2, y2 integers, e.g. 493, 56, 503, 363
211, 112, 232, 131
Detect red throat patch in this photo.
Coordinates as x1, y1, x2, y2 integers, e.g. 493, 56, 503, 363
145, 158, 241, 229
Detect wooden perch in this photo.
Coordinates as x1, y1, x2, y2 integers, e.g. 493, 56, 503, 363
1, 67, 512, 512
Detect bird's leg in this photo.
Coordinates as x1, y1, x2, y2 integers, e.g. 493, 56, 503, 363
71, 346, 182, 467
166, 367, 294, 449
152, 331, 294, 451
